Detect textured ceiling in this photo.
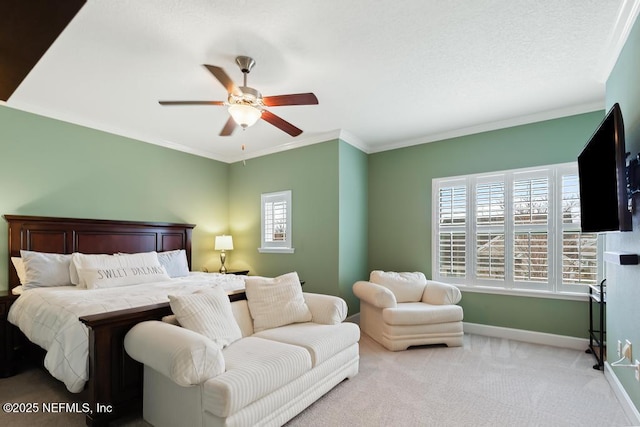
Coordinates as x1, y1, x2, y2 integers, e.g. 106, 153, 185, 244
5, 0, 637, 163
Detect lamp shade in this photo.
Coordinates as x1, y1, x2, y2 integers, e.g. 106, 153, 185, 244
215, 235, 234, 251
228, 104, 262, 128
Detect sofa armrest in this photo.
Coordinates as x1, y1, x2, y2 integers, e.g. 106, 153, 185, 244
422, 280, 462, 305
124, 320, 225, 387
352, 281, 397, 309
303, 292, 348, 324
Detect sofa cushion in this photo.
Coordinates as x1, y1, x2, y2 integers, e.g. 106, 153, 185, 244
370, 270, 427, 302
253, 322, 360, 367
245, 272, 312, 332
203, 337, 312, 417
169, 286, 242, 349
382, 302, 463, 325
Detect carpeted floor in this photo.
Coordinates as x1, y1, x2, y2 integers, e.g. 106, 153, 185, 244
0, 333, 632, 427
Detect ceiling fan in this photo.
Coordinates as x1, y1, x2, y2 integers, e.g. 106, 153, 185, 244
159, 56, 318, 137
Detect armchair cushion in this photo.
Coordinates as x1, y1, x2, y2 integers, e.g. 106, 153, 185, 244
383, 302, 463, 325
422, 280, 462, 305
370, 270, 427, 302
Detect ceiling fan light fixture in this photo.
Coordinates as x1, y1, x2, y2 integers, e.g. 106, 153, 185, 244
228, 104, 262, 129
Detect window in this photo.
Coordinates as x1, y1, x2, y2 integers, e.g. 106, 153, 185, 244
433, 163, 598, 295
259, 190, 294, 253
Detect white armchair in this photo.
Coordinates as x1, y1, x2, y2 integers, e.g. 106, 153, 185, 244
353, 271, 463, 351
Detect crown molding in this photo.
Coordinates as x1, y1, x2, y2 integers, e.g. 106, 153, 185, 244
597, 0, 640, 82
366, 101, 604, 154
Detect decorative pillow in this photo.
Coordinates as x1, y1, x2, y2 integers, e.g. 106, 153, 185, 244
158, 249, 190, 278
369, 270, 427, 303
11, 257, 27, 284
78, 265, 170, 290
71, 252, 162, 287
20, 250, 73, 290
168, 286, 242, 349
244, 272, 312, 333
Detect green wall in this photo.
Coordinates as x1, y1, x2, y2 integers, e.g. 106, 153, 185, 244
227, 139, 368, 315
228, 140, 341, 296
338, 141, 368, 311
368, 111, 604, 337
0, 105, 229, 286
605, 13, 640, 412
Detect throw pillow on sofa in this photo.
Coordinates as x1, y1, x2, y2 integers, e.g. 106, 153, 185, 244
169, 286, 242, 349
370, 270, 427, 302
245, 271, 312, 332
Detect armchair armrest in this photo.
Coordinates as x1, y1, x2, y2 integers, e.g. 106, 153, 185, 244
353, 281, 397, 308
422, 280, 462, 305
303, 292, 348, 324
124, 320, 225, 387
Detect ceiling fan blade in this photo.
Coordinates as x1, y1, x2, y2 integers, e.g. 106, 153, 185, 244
203, 65, 241, 96
219, 116, 237, 136
159, 100, 225, 106
261, 110, 303, 137
263, 93, 319, 107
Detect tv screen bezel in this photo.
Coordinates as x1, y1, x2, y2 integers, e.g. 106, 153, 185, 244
577, 102, 632, 233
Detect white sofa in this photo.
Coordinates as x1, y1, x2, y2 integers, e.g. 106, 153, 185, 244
353, 271, 463, 351
125, 292, 360, 427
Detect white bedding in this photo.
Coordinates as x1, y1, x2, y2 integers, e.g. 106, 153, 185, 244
7, 272, 246, 393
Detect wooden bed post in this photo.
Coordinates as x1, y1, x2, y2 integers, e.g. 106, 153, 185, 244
80, 303, 174, 426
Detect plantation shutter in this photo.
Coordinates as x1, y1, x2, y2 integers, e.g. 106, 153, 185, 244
561, 173, 597, 286
437, 184, 466, 278
513, 175, 549, 282
476, 181, 505, 280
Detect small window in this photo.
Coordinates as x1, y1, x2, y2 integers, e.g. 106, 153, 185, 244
259, 190, 294, 253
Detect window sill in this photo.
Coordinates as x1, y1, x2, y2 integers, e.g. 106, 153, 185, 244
258, 247, 295, 254
456, 284, 589, 302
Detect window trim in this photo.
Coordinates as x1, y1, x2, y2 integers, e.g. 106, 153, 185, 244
432, 162, 600, 297
259, 190, 295, 254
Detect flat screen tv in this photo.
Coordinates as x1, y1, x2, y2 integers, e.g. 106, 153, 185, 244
578, 102, 632, 232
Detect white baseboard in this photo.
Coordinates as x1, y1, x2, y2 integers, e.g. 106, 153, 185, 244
463, 322, 589, 351
604, 362, 640, 426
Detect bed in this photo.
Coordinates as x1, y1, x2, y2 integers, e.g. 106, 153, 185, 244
4, 215, 246, 426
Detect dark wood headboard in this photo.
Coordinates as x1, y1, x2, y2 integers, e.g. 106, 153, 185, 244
4, 215, 195, 291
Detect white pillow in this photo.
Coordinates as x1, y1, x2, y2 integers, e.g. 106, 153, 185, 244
11, 257, 27, 284
369, 270, 427, 303
158, 249, 190, 278
20, 250, 73, 290
169, 286, 242, 349
244, 272, 312, 332
71, 252, 162, 288
78, 265, 170, 290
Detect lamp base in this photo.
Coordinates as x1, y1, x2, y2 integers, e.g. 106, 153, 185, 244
219, 251, 227, 274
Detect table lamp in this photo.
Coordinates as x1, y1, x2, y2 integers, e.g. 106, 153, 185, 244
215, 235, 234, 273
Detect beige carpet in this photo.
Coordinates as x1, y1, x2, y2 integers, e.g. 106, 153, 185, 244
0, 333, 632, 427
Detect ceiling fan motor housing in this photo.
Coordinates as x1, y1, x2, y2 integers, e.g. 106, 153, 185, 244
228, 86, 263, 108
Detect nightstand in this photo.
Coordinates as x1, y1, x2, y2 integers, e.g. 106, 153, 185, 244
226, 270, 250, 276
0, 290, 19, 377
